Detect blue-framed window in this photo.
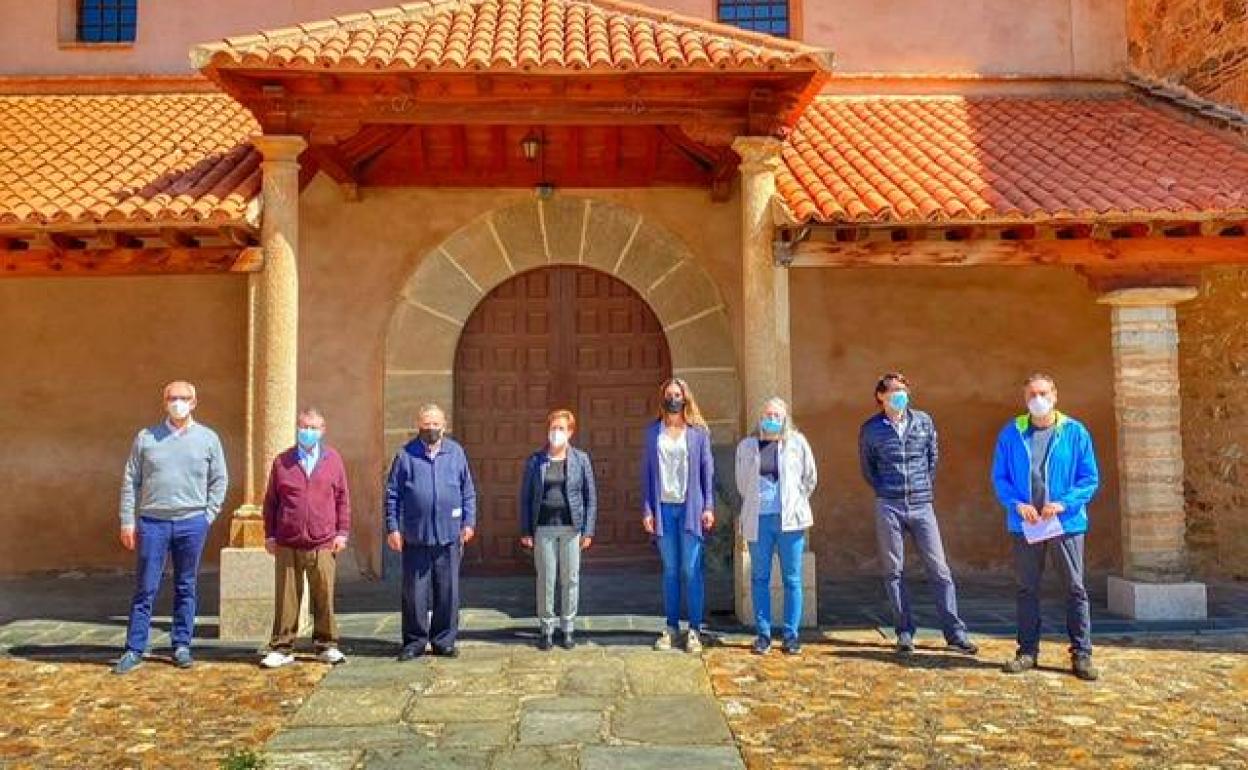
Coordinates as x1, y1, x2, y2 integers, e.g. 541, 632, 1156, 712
717, 0, 790, 37
77, 0, 137, 43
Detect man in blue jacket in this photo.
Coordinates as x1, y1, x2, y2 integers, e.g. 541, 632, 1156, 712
991, 373, 1100, 681
859, 373, 977, 656
385, 403, 477, 661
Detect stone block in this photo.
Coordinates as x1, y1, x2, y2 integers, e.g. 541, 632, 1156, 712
218, 547, 310, 642
1107, 575, 1208, 620
582, 746, 745, 770
733, 542, 818, 629
615, 224, 684, 293
519, 709, 604, 745
402, 250, 483, 325
540, 196, 589, 263
581, 201, 642, 275
490, 202, 546, 273
385, 301, 461, 371
610, 696, 733, 745
442, 219, 513, 291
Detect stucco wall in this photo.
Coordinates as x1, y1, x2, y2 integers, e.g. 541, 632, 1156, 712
0, 276, 246, 574
297, 178, 743, 577
1178, 267, 1248, 580
790, 266, 1123, 575
1128, 0, 1248, 109
0, 0, 1125, 77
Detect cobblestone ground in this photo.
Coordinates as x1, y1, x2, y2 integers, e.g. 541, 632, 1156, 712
707, 631, 1248, 770
0, 653, 324, 769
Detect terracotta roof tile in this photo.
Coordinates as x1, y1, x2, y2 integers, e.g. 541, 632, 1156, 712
778, 95, 1248, 225
0, 93, 260, 228
191, 0, 830, 74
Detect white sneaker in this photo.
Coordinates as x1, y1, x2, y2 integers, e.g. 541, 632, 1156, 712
260, 651, 296, 669
685, 629, 703, 654
317, 648, 347, 665
653, 628, 675, 652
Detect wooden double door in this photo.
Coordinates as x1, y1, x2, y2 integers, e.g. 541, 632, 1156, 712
454, 266, 671, 573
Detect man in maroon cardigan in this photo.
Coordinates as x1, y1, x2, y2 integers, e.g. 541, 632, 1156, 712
259, 407, 352, 668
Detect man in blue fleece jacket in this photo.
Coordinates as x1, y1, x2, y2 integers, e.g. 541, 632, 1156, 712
992, 372, 1100, 681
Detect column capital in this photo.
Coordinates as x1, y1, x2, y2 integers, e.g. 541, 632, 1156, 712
251, 134, 308, 163
732, 136, 784, 175
1097, 286, 1199, 307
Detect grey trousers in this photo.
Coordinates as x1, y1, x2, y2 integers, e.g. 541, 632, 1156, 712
874, 499, 969, 643
535, 526, 581, 636
1012, 533, 1092, 656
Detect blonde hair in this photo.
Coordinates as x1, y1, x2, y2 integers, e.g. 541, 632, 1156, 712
546, 409, 577, 433
655, 377, 708, 429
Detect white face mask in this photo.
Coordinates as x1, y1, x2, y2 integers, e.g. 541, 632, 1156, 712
167, 398, 193, 421
548, 429, 569, 448
1027, 395, 1054, 419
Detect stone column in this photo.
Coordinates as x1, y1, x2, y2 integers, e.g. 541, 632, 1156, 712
730, 136, 815, 629
221, 134, 309, 641
1098, 286, 1207, 620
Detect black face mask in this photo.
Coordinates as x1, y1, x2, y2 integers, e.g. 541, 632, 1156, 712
419, 428, 443, 445
663, 398, 685, 414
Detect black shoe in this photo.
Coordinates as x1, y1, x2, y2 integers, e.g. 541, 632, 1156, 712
397, 644, 426, 662
537, 634, 553, 651
782, 636, 802, 656
751, 636, 771, 656
1072, 654, 1100, 681
560, 633, 576, 651
1002, 653, 1037, 674
947, 638, 979, 656
432, 646, 459, 658
896, 632, 916, 654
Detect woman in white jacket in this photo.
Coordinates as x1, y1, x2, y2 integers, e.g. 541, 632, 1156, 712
735, 397, 818, 655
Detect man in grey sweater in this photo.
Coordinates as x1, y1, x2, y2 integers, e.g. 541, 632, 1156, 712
114, 380, 227, 674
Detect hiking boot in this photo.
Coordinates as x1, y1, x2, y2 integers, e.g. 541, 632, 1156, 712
653, 628, 676, 652
1002, 653, 1038, 674
782, 636, 802, 656
751, 635, 772, 656
113, 650, 143, 675
1072, 654, 1100, 681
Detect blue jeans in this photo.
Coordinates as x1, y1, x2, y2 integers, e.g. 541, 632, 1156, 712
874, 499, 969, 643
657, 503, 704, 630
748, 514, 805, 641
125, 514, 210, 653
1012, 533, 1092, 656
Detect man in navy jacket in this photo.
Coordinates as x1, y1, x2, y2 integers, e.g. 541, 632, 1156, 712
859, 372, 977, 656
385, 404, 477, 660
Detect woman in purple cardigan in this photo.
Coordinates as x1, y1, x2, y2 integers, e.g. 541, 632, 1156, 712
641, 377, 716, 653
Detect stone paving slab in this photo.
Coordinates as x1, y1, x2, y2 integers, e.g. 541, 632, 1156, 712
266, 749, 366, 770
581, 746, 747, 770
612, 695, 736, 745
518, 708, 605, 745
291, 687, 413, 727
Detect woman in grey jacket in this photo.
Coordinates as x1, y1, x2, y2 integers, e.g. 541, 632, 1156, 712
519, 409, 597, 650
735, 397, 817, 655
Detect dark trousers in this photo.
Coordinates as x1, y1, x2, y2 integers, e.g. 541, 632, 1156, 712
125, 514, 210, 653
874, 499, 969, 643
401, 541, 461, 651
1012, 533, 1092, 657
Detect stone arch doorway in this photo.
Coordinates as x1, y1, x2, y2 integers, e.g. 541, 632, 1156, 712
384, 197, 740, 572
455, 265, 671, 571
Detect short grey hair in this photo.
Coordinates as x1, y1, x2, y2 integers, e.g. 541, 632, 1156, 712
298, 406, 325, 425
416, 403, 445, 421
162, 380, 197, 400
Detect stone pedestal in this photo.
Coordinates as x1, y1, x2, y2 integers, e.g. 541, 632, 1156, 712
1107, 575, 1208, 621
1099, 286, 1206, 620
219, 135, 308, 642
219, 547, 311, 642
733, 529, 818, 629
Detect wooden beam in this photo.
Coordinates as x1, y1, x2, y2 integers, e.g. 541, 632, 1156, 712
564, 126, 581, 178
0, 247, 257, 277
789, 235, 1248, 268
451, 125, 468, 172
605, 126, 621, 172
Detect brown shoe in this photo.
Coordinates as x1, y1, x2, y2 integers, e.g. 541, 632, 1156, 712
1002, 653, 1037, 674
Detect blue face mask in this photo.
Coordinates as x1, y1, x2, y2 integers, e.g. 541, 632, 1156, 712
760, 416, 784, 434
887, 391, 910, 412
297, 428, 322, 449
